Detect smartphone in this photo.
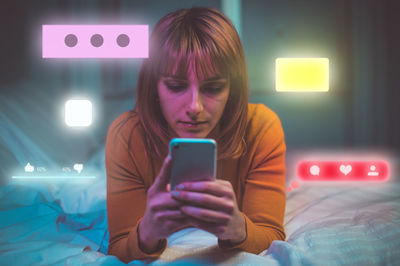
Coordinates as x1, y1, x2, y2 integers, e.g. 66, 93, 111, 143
169, 138, 217, 188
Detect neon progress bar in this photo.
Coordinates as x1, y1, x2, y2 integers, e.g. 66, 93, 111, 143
12, 176, 96, 179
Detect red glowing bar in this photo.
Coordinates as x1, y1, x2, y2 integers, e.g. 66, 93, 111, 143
298, 161, 389, 182
42, 25, 148, 58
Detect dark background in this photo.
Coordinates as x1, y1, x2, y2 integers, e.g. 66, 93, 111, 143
0, 0, 399, 183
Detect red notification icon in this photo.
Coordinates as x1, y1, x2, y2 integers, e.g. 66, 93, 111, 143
297, 161, 389, 182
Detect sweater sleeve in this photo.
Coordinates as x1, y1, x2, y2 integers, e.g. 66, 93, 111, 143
105, 114, 167, 263
218, 110, 287, 253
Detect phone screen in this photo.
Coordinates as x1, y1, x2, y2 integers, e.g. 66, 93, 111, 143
169, 138, 216, 188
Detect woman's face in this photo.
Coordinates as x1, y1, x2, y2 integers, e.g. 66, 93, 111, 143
157, 66, 230, 138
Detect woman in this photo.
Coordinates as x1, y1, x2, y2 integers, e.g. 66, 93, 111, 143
105, 7, 286, 263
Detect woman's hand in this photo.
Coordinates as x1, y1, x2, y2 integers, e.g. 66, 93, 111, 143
170, 179, 246, 244
138, 155, 189, 253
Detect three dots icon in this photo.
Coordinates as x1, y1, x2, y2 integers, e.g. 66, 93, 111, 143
42, 25, 148, 58
64, 33, 130, 48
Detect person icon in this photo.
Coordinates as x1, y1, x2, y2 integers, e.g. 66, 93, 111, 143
367, 165, 379, 176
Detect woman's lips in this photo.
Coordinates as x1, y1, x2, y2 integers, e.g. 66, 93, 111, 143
179, 121, 208, 128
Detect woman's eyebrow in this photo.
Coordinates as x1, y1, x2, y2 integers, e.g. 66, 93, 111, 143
202, 77, 227, 82
162, 75, 227, 82
162, 75, 185, 80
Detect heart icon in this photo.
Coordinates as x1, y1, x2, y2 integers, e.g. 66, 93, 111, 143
340, 165, 352, 175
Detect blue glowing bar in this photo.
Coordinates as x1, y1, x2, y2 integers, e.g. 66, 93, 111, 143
12, 176, 96, 179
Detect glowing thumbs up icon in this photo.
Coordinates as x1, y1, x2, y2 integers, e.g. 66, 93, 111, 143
25, 163, 35, 173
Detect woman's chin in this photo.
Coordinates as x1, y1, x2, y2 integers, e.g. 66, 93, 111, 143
177, 130, 209, 139
178, 133, 207, 138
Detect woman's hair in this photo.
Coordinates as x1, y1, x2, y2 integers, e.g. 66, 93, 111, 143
134, 6, 249, 160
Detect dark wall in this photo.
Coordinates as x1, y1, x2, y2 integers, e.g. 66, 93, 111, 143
0, 0, 29, 86
243, 0, 353, 149
387, 0, 400, 150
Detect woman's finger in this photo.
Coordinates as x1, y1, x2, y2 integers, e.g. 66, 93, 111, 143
180, 205, 230, 224
176, 180, 233, 198
150, 192, 183, 210
171, 190, 234, 214
153, 210, 187, 221
152, 155, 173, 192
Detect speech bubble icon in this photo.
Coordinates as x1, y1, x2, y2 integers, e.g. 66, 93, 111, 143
73, 163, 83, 174
310, 165, 320, 176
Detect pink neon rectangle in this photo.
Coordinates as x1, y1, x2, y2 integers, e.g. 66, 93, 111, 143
42, 25, 148, 58
297, 161, 389, 182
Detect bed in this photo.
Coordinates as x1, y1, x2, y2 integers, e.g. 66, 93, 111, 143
1, 87, 399, 265
1, 158, 399, 265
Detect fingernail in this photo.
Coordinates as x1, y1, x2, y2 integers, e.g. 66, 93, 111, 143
171, 190, 179, 197
177, 184, 184, 190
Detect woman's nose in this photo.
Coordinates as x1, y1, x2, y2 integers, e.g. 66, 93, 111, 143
186, 88, 203, 117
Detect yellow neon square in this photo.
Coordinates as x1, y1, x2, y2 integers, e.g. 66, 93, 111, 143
275, 58, 329, 92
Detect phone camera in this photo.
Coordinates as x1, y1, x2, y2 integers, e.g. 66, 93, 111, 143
173, 143, 180, 149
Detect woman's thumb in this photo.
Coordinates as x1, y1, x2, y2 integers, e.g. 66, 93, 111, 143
153, 154, 172, 191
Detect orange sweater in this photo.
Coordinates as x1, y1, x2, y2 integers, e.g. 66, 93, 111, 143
106, 103, 286, 263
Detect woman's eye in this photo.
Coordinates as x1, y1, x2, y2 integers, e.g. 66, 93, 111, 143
203, 87, 223, 94
164, 82, 225, 94
166, 84, 186, 92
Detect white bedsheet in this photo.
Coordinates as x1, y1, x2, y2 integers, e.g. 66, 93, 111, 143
1, 177, 399, 265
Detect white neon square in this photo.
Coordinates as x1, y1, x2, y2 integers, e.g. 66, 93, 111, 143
65, 100, 92, 127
